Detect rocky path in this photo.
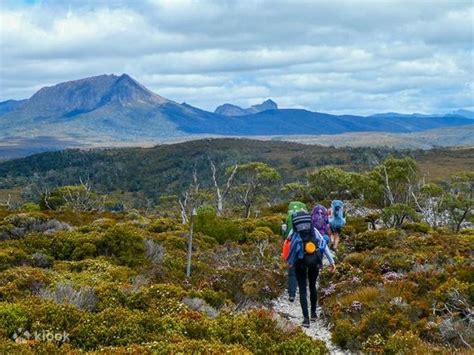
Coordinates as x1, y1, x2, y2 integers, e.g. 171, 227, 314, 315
271, 290, 348, 354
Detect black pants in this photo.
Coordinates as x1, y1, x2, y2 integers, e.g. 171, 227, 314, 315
295, 261, 319, 319
288, 266, 297, 298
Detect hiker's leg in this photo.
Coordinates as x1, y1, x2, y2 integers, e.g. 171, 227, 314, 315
288, 266, 297, 299
295, 263, 309, 319
308, 265, 319, 316
330, 229, 336, 248
334, 232, 340, 250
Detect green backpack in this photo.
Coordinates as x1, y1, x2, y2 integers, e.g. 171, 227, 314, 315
284, 201, 307, 237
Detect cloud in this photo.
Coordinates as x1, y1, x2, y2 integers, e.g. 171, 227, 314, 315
0, 0, 472, 114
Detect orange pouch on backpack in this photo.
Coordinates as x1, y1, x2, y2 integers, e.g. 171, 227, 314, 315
281, 239, 291, 260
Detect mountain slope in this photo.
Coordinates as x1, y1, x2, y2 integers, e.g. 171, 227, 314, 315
1, 74, 473, 158
214, 99, 278, 116
0, 139, 472, 204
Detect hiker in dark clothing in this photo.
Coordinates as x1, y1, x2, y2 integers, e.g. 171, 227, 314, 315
282, 202, 307, 302
287, 211, 335, 327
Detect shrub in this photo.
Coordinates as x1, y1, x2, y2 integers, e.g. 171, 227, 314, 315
30, 252, 53, 268
188, 289, 227, 309
70, 307, 149, 349
25, 299, 84, 334
362, 333, 386, 354
71, 308, 185, 350
39, 283, 98, 311
332, 319, 360, 349
118, 340, 252, 354
0, 267, 50, 301
194, 207, 243, 244
272, 332, 327, 354
144, 239, 165, 264
0, 247, 29, 270
148, 218, 181, 233
0, 303, 29, 337
346, 216, 369, 235
343, 252, 366, 266
39, 185, 103, 211
401, 222, 430, 233
71, 242, 97, 260
21, 202, 41, 212
351, 229, 398, 251
38, 230, 100, 261
339, 286, 381, 309
382, 203, 418, 228
97, 226, 146, 267
385, 330, 424, 354
248, 226, 275, 242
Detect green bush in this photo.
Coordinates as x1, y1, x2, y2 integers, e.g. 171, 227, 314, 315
188, 289, 227, 309
385, 330, 424, 354
345, 216, 368, 235
21, 202, 41, 212
0, 303, 29, 336
26, 299, 84, 334
332, 319, 360, 349
248, 226, 275, 242
401, 222, 430, 234
382, 203, 418, 228
0, 247, 29, 271
71, 242, 97, 260
97, 226, 146, 267
70, 307, 150, 349
194, 207, 243, 244
148, 217, 181, 233
351, 229, 399, 251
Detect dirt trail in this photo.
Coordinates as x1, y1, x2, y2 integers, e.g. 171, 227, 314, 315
271, 290, 348, 354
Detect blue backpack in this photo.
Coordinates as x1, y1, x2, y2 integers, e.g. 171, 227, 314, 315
329, 200, 346, 229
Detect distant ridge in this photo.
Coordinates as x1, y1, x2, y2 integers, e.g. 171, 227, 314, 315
215, 99, 278, 116
0, 73, 473, 158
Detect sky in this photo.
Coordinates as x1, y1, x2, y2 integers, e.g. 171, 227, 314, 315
0, 0, 473, 115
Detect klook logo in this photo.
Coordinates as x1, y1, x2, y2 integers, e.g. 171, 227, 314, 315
12, 328, 69, 343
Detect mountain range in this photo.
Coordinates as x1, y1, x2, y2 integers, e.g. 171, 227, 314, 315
214, 99, 278, 116
0, 73, 473, 158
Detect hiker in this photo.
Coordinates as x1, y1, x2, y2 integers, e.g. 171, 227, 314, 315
287, 210, 336, 328
281, 201, 307, 302
328, 200, 346, 250
311, 204, 330, 246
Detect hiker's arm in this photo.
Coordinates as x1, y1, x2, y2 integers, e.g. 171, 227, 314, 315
323, 244, 335, 266
287, 237, 299, 267
287, 228, 294, 239
287, 240, 295, 266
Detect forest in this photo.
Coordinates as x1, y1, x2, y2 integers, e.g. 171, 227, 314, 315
0, 140, 472, 354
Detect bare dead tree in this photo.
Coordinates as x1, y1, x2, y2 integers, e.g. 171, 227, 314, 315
57, 177, 104, 212
41, 185, 53, 210
179, 191, 189, 225
256, 239, 269, 263
0, 194, 12, 209
179, 166, 198, 225
381, 165, 395, 206
209, 159, 237, 215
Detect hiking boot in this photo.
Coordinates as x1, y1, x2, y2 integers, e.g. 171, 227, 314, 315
289, 296, 295, 303
302, 318, 310, 328
310, 312, 317, 321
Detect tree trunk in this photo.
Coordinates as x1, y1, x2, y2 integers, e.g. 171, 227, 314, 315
186, 215, 194, 278
245, 204, 251, 218
217, 198, 223, 216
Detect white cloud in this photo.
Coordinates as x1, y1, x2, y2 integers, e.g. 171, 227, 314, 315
0, 0, 472, 114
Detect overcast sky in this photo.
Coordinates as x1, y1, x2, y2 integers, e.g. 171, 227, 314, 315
0, 0, 473, 115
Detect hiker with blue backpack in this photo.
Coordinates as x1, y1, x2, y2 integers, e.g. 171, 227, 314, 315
328, 200, 346, 250
287, 208, 336, 328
